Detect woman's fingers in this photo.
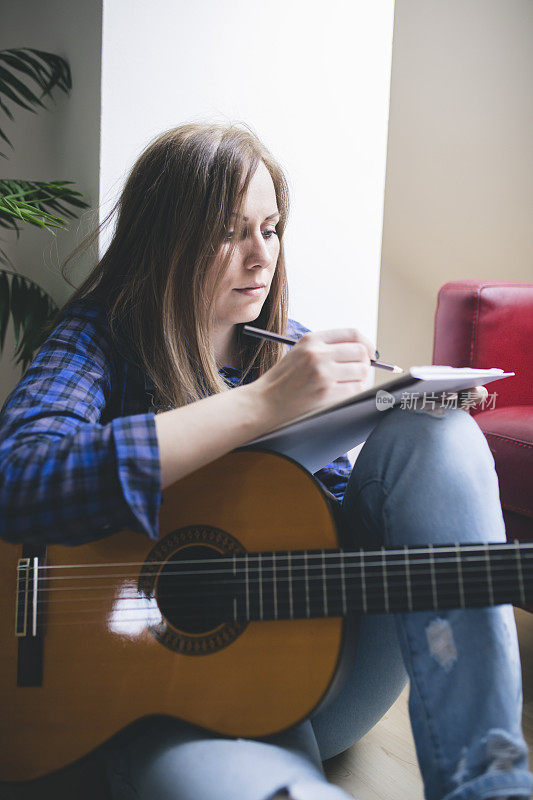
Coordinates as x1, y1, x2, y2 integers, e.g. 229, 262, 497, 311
333, 360, 371, 383
254, 327, 378, 428
299, 328, 376, 362
456, 385, 489, 407
329, 341, 371, 364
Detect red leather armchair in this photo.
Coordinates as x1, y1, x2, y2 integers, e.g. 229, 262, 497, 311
433, 281, 533, 543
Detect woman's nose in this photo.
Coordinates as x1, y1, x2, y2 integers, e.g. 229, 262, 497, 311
245, 230, 272, 267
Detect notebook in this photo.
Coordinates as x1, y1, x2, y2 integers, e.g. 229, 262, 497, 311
242, 366, 514, 473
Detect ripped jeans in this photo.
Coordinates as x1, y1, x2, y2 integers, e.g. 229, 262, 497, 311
3, 407, 529, 800
311, 404, 532, 800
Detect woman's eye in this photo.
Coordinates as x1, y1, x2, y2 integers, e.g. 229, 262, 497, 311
225, 228, 278, 242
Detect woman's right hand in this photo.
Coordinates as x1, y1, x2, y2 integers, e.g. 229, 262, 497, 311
250, 328, 375, 429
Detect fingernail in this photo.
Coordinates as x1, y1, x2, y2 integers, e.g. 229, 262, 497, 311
374, 349, 380, 360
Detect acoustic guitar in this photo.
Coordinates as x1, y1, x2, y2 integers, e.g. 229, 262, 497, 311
1, 448, 530, 781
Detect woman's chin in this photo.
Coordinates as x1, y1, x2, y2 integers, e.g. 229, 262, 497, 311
231, 302, 266, 324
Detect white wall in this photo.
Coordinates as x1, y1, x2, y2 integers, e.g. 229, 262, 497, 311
377, 0, 533, 381
0, 0, 102, 403
0, 0, 394, 425
100, 0, 395, 341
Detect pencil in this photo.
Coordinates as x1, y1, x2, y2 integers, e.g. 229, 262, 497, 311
243, 325, 404, 373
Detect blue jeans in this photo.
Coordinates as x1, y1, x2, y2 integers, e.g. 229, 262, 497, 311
2, 407, 530, 800
312, 405, 532, 800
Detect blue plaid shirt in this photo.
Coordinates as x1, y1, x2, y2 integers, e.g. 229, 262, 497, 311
0, 294, 351, 546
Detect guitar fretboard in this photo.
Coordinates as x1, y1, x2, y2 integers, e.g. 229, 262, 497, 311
179, 542, 533, 623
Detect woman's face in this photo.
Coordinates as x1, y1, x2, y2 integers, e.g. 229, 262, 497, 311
210, 160, 280, 329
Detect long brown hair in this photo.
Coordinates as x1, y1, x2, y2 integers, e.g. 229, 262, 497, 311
57, 122, 290, 409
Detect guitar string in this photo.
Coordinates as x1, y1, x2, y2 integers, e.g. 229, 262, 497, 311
21, 580, 532, 628
20, 549, 533, 592
19, 566, 532, 618
31, 541, 533, 572
15, 558, 533, 596
15, 559, 533, 600
24, 563, 532, 604
23, 581, 533, 625
24, 545, 533, 585
20, 556, 531, 621
26, 585, 532, 620
35, 604, 527, 626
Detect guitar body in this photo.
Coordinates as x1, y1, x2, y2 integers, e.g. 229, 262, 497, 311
0, 449, 356, 781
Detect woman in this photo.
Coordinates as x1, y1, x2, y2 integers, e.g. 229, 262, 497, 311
0, 123, 530, 800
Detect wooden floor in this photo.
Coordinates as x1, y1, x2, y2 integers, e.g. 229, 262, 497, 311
324, 608, 533, 799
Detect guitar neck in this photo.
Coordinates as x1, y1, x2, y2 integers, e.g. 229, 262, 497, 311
220, 541, 533, 622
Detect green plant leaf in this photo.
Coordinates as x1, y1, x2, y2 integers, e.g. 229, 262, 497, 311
0, 51, 69, 100
0, 270, 58, 370
17, 289, 56, 371
22, 49, 71, 95
0, 179, 88, 233
13, 283, 45, 368
0, 270, 9, 352
0, 248, 12, 266
0, 65, 45, 113
0, 95, 14, 120
0, 48, 71, 157
0, 126, 12, 148
9, 274, 26, 347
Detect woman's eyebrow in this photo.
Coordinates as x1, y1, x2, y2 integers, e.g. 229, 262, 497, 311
230, 211, 280, 221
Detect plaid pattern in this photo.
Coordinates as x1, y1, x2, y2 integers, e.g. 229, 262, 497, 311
0, 297, 351, 545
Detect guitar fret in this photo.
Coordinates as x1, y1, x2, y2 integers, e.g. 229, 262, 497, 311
404, 545, 413, 612
321, 550, 328, 617
258, 552, 263, 620
233, 552, 237, 622
485, 544, 494, 606
288, 552, 293, 619
245, 553, 250, 621
381, 547, 389, 613
455, 543, 465, 608
32, 556, 38, 637
515, 539, 526, 606
304, 551, 310, 618
340, 553, 347, 615
428, 543, 438, 609
229, 541, 533, 623
360, 549, 367, 613
272, 552, 278, 620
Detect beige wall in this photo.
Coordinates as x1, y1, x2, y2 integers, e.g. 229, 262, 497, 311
377, 0, 533, 381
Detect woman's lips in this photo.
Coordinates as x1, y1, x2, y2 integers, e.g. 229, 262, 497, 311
234, 287, 264, 296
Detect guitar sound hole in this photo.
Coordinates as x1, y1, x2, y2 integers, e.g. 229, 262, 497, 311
156, 546, 231, 635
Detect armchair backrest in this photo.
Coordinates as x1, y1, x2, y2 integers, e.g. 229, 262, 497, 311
433, 281, 533, 410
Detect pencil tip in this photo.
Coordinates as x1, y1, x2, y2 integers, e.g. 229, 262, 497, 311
392, 366, 404, 373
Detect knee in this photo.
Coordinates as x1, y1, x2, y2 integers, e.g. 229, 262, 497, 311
349, 406, 506, 546
376, 406, 496, 485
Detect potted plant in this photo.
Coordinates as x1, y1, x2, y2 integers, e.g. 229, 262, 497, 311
0, 47, 88, 372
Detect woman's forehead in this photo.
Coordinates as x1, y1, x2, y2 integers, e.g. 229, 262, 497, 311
240, 162, 278, 217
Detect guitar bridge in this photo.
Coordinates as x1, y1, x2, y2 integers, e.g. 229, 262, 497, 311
16, 545, 46, 686
15, 557, 37, 638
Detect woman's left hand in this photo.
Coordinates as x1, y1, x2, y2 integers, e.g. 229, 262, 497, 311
457, 385, 489, 409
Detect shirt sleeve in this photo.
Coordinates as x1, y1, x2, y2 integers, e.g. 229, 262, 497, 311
313, 455, 352, 505
287, 318, 352, 505
0, 313, 162, 545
